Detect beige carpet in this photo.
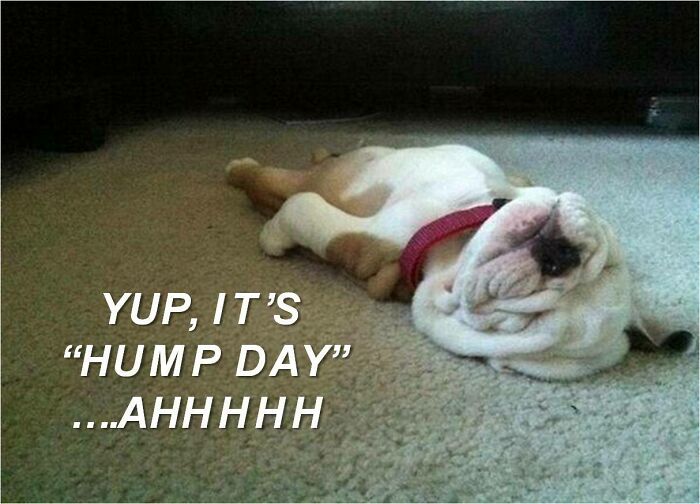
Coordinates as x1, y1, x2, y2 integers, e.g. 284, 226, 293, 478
2, 110, 698, 502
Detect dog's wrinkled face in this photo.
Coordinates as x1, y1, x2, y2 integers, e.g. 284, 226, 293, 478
453, 189, 621, 331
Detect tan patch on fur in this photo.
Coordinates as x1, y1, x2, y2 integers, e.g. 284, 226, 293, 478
337, 184, 392, 217
302, 160, 392, 217
326, 232, 409, 300
507, 173, 533, 188
311, 148, 332, 164
481, 171, 534, 203
326, 233, 400, 280
391, 276, 414, 302
228, 163, 307, 216
367, 263, 413, 302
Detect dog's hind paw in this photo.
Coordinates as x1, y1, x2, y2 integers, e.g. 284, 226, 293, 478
260, 219, 295, 256
225, 157, 260, 175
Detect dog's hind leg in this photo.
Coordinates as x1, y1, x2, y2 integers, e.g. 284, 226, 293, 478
226, 158, 308, 217
259, 191, 405, 300
259, 192, 370, 257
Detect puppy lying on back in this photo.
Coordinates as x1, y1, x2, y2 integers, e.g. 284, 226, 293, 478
226, 145, 694, 379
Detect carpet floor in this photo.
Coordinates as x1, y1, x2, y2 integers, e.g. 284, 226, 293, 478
2, 110, 698, 502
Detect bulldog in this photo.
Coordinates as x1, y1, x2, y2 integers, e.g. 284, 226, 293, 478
226, 144, 694, 379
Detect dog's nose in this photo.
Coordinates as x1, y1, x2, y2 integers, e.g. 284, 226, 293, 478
532, 237, 581, 277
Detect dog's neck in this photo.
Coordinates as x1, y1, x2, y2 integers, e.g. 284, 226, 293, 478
400, 204, 497, 289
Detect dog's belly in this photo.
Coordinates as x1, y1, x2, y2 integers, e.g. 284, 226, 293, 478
339, 145, 510, 218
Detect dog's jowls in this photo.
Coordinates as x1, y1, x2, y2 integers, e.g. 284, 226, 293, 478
226, 144, 695, 379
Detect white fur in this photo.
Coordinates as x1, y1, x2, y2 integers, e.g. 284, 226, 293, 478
257, 145, 635, 379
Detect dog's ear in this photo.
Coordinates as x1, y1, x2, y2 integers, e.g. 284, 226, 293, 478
626, 324, 696, 353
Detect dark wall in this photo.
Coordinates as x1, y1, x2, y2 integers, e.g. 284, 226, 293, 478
3, 2, 698, 118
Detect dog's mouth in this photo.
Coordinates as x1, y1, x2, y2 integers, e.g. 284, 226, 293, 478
481, 196, 586, 276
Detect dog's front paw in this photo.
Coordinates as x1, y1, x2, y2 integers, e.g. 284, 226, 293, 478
488, 359, 515, 374
260, 219, 294, 256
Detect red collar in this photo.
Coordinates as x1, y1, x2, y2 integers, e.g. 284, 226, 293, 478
399, 204, 496, 290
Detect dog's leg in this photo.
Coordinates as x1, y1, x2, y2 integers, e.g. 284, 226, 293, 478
260, 192, 405, 299
259, 192, 369, 257
226, 158, 307, 217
